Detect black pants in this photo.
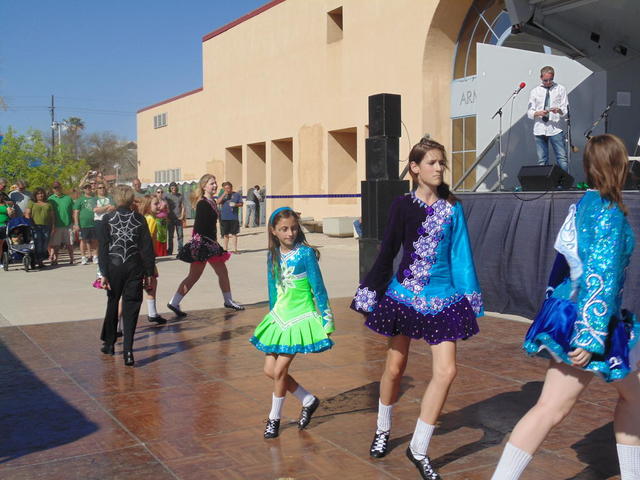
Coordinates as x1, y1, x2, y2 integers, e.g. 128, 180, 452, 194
167, 219, 184, 255
100, 262, 143, 352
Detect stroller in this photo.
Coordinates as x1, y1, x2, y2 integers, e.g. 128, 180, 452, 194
2, 217, 36, 271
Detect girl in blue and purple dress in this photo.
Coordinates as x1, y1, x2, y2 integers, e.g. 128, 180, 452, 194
352, 138, 483, 479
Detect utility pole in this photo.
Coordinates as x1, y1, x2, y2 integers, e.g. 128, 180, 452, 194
49, 95, 55, 151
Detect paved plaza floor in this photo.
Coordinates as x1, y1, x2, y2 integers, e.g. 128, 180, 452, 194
0, 297, 623, 479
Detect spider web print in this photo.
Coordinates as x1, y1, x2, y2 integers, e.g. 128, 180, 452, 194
108, 211, 142, 263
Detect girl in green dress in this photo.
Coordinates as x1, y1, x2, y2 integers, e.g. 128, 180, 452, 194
250, 207, 335, 438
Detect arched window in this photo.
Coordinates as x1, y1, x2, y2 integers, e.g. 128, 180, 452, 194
451, 1, 508, 190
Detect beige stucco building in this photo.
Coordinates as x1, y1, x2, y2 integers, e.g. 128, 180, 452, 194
137, 0, 508, 219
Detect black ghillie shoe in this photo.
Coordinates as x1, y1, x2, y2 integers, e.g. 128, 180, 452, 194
369, 430, 390, 458
100, 343, 114, 355
298, 396, 320, 429
167, 303, 187, 317
406, 446, 441, 480
123, 350, 135, 367
224, 299, 245, 311
148, 315, 168, 324
264, 418, 280, 439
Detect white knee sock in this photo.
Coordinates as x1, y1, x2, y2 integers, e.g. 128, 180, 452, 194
292, 385, 316, 407
617, 443, 640, 480
223, 291, 232, 303
269, 394, 285, 420
170, 292, 184, 307
147, 299, 157, 317
377, 399, 393, 433
491, 442, 533, 480
409, 418, 436, 460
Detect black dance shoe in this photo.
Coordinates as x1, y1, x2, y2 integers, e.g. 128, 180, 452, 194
369, 430, 390, 458
406, 446, 441, 480
298, 396, 320, 429
167, 303, 187, 317
148, 314, 167, 324
224, 299, 245, 311
123, 350, 135, 367
264, 418, 280, 439
100, 343, 114, 355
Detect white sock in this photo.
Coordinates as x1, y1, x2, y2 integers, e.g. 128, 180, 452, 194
617, 443, 640, 480
223, 291, 232, 303
147, 299, 157, 317
409, 418, 435, 460
491, 442, 533, 480
170, 292, 184, 307
376, 399, 393, 433
269, 394, 285, 420
293, 385, 316, 407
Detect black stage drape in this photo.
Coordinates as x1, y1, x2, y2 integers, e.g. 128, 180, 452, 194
458, 191, 640, 319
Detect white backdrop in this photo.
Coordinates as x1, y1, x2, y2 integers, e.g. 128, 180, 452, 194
474, 44, 607, 190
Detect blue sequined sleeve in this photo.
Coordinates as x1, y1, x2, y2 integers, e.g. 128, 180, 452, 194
571, 207, 625, 354
450, 202, 484, 316
267, 253, 278, 310
302, 246, 335, 334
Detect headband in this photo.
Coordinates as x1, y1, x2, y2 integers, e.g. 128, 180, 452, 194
269, 206, 293, 226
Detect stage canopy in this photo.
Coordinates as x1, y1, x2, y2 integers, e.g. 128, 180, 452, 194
505, 0, 640, 71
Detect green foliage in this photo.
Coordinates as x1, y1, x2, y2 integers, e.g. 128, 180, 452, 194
0, 127, 89, 190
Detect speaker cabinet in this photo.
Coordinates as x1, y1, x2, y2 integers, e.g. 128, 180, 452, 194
365, 136, 399, 181
360, 179, 409, 240
624, 159, 640, 190
368, 93, 401, 138
518, 165, 574, 191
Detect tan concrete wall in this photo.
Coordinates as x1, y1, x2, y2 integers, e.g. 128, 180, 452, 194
137, 0, 456, 220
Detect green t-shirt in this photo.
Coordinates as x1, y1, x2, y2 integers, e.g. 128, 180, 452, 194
48, 194, 74, 228
27, 201, 54, 226
73, 195, 96, 228
0, 204, 9, 226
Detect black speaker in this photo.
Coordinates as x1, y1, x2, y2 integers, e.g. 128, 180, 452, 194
518, 165, 574, 191
360, 179, 409, 240
624, 159, 640, 189
366, 136, 399, 180
368, 93, 401, 137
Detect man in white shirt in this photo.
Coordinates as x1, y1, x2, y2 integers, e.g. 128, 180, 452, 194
527, 66, 569, 172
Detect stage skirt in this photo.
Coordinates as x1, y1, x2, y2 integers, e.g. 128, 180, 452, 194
365, 295, 479, 345
523, 297, 640, 382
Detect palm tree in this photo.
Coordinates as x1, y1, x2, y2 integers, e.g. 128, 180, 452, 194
63, 117, 85, 159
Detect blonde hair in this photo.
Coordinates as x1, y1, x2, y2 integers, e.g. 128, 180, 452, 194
540, 66, 555, 76
583, 134, 629, 215
113, 185, 135, 208
141, 195, 154, 216
192, 173, 216, 208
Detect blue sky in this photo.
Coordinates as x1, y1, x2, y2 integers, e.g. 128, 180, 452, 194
0, 0, 267, 141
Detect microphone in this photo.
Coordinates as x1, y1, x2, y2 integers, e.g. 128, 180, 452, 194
515, 82, 526, 94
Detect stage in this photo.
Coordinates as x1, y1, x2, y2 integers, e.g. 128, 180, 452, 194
459, 190, 640, 319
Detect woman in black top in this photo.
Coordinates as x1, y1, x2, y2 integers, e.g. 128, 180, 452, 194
98, 185, 155, 366
167, 174, 244, 316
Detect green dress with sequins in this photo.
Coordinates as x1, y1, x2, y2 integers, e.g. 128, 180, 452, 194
250, 244, 335, 354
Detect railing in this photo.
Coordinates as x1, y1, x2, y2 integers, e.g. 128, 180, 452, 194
452, 134, 500, 192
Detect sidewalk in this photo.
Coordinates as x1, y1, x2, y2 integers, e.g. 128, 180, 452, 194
0, 228, 360, 326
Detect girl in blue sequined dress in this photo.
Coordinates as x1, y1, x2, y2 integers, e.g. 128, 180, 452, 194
352, 139, 483, 479
493, 134, 640, 479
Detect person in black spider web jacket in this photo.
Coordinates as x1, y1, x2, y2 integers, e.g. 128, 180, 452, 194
97, 185, 155, 367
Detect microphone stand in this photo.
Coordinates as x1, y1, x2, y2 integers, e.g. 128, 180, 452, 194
584, 100, 615, 139
491, 86, 523, 191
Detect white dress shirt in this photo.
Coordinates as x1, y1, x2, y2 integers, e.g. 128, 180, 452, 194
527, 82, 568, 136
